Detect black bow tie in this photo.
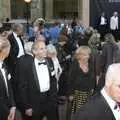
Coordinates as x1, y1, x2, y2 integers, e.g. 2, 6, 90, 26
17, 35, 21, 37
38, 62, 47, 65
17, 35, 22, 39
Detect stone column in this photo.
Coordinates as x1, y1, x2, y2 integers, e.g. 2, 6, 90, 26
78, 0, 82, 20
0, 0, 11, 22
3, 0, 11, 20
45, 0, 53, 20
78, 0, 90, 27
31, 0, 43, 22
0, 0, 3, 22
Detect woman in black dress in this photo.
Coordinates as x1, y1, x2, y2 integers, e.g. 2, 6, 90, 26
67, 46, 96, 115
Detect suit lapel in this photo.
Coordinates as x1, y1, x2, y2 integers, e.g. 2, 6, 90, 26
12, 33, 25, 54
19, 36, 25, 53
11, 33, 19, 56
100, 94, 116, 120
32, 62, 41, 91
12, 33, 19, 50
46, 58, 54, 77
0, 70, 9, 96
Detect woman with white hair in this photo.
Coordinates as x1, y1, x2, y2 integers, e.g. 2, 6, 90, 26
47, 44, 62, 81
67, 46, 96, 116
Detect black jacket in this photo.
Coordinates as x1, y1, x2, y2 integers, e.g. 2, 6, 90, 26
15, 54, 57, 114
0, 64, 15, 119
73, 93, 116, 120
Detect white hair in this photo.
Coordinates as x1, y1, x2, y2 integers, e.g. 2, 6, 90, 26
105, 63, 120, 87
47, 44, 57, 55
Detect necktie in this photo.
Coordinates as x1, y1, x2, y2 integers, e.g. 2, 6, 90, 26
38, 62, 47, 65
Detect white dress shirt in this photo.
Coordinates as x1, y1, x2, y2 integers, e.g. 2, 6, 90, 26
0, 61, 8, 95
13, 32, 25, 58
34, 58, 50, 92
101, 88, 120, 120
100, 16, 106, 25
110, 16, 119, 30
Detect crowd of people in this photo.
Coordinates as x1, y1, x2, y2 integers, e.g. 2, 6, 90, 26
0, 16, 120, 120
96, 11, 120, 41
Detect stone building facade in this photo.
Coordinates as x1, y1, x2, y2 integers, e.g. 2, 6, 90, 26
0, 0, 90, 27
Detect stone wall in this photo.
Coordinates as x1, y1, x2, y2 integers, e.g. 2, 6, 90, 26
3, 0, 11, 22
31, 0, 43, 22
0, 0, 90, 27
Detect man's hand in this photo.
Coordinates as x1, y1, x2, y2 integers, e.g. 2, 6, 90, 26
25, 108, 33, 116
8, 107, 16, 120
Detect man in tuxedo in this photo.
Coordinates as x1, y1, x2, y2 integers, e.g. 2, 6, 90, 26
0, 36, 16, 120
5, 23, 25, 79
73, 63, 120, 120
110, 11, 119, 41
16, 40, 59, 120
97, 12, 108, 41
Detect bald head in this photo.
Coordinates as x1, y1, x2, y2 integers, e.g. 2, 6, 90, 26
105, 63, 120, 87
105, 63, 120, 102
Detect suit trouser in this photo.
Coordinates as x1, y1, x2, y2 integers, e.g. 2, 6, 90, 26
22, 91, 59, 120
33, 105, 59, 120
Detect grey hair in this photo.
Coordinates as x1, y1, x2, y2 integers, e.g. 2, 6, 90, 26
12, 23, 24, 32
47, 44, 57, 55
75, 45, 91, 58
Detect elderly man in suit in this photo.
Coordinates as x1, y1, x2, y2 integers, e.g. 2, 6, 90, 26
73, 63, 120, 120
0, 36, 16, 120
5, 23, 25, 79
16, 39, 59, 120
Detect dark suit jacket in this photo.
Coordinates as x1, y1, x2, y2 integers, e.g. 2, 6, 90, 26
0, 65, 15, 119
73, 93, 116, 120
5, 33, 25, 76
15, 54, 58, 115
101, 42, 118, 73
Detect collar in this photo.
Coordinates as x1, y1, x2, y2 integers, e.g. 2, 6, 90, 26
13, 32, 18, 38
101, 88, 116, 110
